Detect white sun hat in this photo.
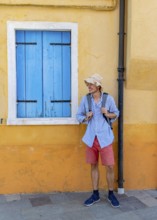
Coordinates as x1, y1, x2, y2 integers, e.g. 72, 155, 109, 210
84, 73, 103, 87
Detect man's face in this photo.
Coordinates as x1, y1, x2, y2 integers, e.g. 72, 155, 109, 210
86, 83, 100, 94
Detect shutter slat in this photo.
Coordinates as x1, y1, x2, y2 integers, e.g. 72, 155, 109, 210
16, 31, 26, 117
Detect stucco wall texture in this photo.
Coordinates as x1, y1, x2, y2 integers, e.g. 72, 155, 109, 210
0, 0, 156, 194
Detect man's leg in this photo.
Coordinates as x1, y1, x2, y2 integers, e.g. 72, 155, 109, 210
106, 165, 120, 207
106, 165, 114, 190
100, 144, 120, 208
91, 163, 99, 190
84, 137, 100, 206
84, 163, 100, 207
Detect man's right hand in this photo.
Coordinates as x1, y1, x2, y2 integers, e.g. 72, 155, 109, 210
86, 111, 93, 121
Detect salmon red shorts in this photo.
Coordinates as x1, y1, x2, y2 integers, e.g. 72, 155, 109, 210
86, 136, 115, 166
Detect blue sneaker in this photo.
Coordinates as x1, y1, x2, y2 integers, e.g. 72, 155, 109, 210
84, 193, 100, 207
108, 193, 120, 208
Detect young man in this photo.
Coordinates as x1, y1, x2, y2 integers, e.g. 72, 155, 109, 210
76, 73, 120, 208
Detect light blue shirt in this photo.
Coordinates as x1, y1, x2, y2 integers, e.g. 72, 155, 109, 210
76, 93, 119, 148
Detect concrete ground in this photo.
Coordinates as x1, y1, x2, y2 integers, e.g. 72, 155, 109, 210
0, 190, 157, 220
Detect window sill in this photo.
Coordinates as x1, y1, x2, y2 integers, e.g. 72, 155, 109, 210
7, 118, 79, 125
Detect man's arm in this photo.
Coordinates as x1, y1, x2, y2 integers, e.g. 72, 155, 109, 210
101, 95, 119, 122
76, 96, 88, 123
101, 108, 117, 119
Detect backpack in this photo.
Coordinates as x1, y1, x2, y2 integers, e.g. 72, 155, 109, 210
86, 92, 113, 129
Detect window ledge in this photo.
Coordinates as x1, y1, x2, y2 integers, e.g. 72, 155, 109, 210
7, 118, 79, 125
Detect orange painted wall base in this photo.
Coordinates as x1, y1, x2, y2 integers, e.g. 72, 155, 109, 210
0, 124, 156, 194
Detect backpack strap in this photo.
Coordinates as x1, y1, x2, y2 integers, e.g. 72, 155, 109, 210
86, 93, 92, 112
102, 92, 108, 107
102, 92, 113, 129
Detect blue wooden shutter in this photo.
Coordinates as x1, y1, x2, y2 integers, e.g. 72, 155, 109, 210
43, 31, 71, 117
16, 30, 71, 118
16, 31, 43, 118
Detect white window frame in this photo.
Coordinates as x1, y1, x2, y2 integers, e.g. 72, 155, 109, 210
7, 21, 78, 125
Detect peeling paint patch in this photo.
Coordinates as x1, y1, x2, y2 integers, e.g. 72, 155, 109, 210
127, 59, 157, 90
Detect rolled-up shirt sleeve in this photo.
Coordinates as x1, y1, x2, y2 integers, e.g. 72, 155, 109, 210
76, 96, 87, 124
108, 96, 119, 123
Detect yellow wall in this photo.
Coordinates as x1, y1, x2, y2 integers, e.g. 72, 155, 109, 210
124, 0, 157, 190
0, 0, 156, 194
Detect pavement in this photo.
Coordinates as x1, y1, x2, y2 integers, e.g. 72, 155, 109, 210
0, 190, 157, 220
